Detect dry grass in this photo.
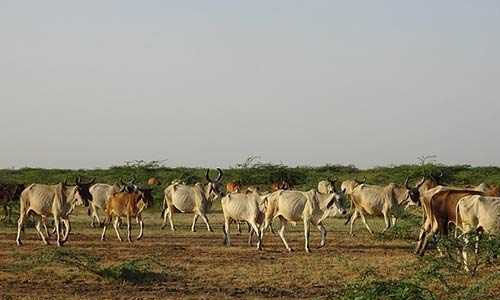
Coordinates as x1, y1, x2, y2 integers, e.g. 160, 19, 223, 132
0, 205, 499, 299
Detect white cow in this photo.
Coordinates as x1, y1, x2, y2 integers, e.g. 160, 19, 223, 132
344, 178, 419, 235
161, 169, 223, 232
455, 195, 500, 271
261, 189, 346, 253
88, 183, 124, 227
221, 190, 266, 250
16, 178, 94, 246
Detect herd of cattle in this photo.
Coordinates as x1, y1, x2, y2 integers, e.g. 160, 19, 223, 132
1, 169, 500, 268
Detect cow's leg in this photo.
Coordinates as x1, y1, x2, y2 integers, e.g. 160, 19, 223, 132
248, 221, 262, 250
200, 214, 213, 232
277, 217, 292, 252
191, 214, 199, 232
359, 211, 374, 235
236, 222, 241, 235
113, 217, 123, 242
304, 219, 311, 253
167, 207, 176, 231
391, 215, 398, 227
16, 212, 26, 246
161, 206, 175, 231
54, 215, 62, 247
349, 210, 360, 236
89, 205, 96, 228
248, 227, 254, 246
136, 215, 144, 240
317, 223, 327, 248
223, 216, 231, 246
34, 216, 49, 245
61, 218, 71, 243
462, 234, 470, 272
382, 212, 391, 233
93, 207, 102, 227
101, 216, 111, 241
126, 216, 133, 243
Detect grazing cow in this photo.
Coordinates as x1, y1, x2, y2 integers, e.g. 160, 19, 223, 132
261, 189, 347, 253
101, 190, 152, 242
161, 169, 224, 232
0, 183, 25, 222
16, 177, 94, 246
455, 195, 500, 270
344, 178, 420, 235
271, 180, 292, 192
226, 181, 242, 193
147, 177, 161, 186
414, 186, 483, 256
221, 190, 266, 250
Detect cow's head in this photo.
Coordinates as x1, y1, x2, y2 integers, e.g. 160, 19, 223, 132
14, 184, 26, 199
325, 191, 347, 216
120, 176, 138, 192
205, 168, 224, 200
405, 177, 426, 207
138, 188, 154, 208
341, 177, 365, 194
67, 176, 95, 207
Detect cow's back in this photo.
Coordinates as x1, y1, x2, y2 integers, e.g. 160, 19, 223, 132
221, 193, 259, 221
21, 184, 57, 217
457, 196, 500, 235
352, 185, 387, 215
275, 191, 308, 222
90, 184, 116, 209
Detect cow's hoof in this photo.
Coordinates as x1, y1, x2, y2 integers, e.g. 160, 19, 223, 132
16, 241, 22, 246
318, 244, 326, 249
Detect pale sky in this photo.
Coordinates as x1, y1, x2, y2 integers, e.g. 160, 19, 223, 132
1, 1, 499, 169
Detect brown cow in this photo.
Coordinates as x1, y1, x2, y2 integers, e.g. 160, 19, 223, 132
101, 190, 152, 243
226, 181, 242, 193
0, 183, 25, 222
414, 186, 483, 256
147, 177, 161, 186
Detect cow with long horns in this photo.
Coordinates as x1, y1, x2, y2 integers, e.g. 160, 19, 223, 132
16, 177, 94, 246
161, 169, 224, 232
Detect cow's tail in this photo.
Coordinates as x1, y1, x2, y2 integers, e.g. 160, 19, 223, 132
455, 199, 463, 238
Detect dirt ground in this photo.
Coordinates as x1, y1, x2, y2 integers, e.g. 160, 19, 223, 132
0, 205, 496, 300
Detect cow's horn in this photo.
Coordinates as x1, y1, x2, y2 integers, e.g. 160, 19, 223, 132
404, 177, 410, 189
416, 177, 426, 189
216, 168, 223, 182
205, 169, 212, 183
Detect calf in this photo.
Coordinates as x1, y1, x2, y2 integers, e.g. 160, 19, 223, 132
101, 190, 151, 243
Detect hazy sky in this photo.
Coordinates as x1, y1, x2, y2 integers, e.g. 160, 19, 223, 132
1, 1, 499, 169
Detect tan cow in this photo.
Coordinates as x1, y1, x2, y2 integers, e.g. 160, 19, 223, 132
147, 177, 162, 186
101, 190, 152, 242
161, 169, 223, 232
344, 178, 420, 235
414, 186, 483, 256
16, 177, 94, 246
261, 189, 347, 253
